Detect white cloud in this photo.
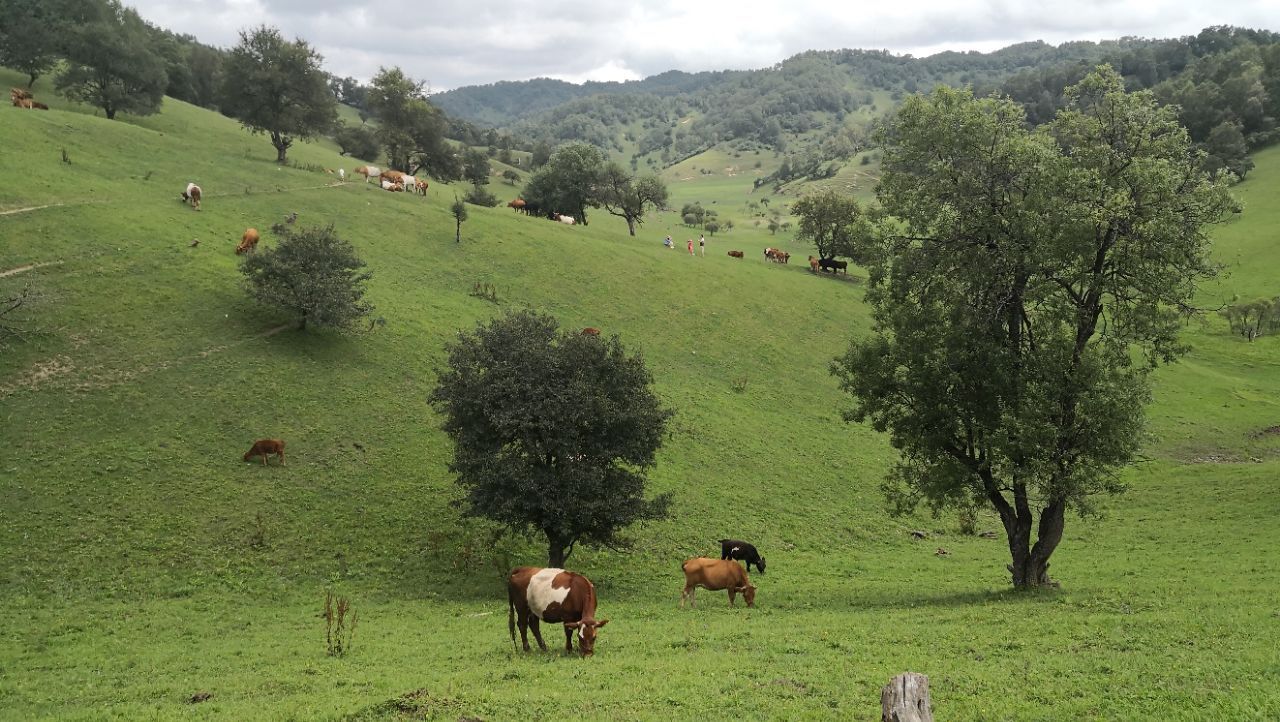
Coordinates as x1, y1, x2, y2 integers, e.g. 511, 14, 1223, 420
125, 0, 1280, 90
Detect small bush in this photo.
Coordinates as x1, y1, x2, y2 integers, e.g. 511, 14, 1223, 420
731, 375, 748, 393
469, 281, 498, 303
464, 184, 500, 207
323, 591, 357, 657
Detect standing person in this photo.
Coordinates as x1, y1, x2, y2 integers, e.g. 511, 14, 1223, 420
687, 238, 694, 255
664, 235, 673, 249
699, 234, 705, 257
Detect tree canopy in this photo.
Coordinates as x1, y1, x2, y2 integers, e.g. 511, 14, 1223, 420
366, 67, 459, 179
791, 189, 875, 261
221, 26, 336, 163
55, 0, 167, 120
521, 143, 607, 225
430, 310, 672, 567
832, 67, 1237, 588
0, 0, 62, 88
239, 224, 373, 331
596, 164, 669, 236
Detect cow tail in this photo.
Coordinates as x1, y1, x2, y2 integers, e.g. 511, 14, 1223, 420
507, 585, 517, 650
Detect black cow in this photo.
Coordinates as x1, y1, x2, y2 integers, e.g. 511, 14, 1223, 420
719, 539, 766, 574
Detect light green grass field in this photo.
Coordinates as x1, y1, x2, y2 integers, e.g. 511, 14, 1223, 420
2, 72, 1278, 720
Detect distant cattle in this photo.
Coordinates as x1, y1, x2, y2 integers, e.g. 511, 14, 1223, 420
382, 170, 406, 185
764, 248, 790, 264
381, 178, 404, 192
235, 228, 260, 255
508, 198, 526, 211
337, 168, 346, 182
581, 327, 600, 336
181, 182, 202, 210
354, 165, 381, 183
30, 101, 48, 110
508, 567, 609, 656
680, 557, 756, 608
727, 250, 744, 258
719, 539, 766, 574
817, 257, 847, 274
808, 255, 820, 273
414, 178, 429, 196
243, 439, 285, 466
558, 214, 576, 225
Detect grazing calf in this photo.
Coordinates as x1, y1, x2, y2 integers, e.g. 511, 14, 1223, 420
680, 557, 756, 608
181, 182, 202, 210
414, 178, 429, 196
558, 214, 576, 225
243, 439, 285, 466
508, 567, 609, 657
808, 255, 820, 273
235, 228, 260, 255
719, 539, 766, 574
581, 327, 600, 336
727, 250, 744, 258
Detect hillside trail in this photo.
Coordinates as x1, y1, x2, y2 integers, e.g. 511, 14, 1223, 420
0, 180, 347, 219
0, 322, 295, 399
0, 261, 64, 278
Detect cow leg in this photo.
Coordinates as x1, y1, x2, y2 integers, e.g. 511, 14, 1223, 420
279, 450, 286, 466
517, 614, 531, 651
728, 589, 736, 607
261, 453, 267, 466
564, 625, 574, 652
529, 616, 548, 651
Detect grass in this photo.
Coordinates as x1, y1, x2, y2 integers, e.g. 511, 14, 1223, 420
2, 69, 1280, 720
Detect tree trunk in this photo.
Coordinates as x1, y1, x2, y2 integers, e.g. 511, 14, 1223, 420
546, 535, 570, 568
881, 672, 933, 722
105, 106, 116, 120
626, 217, 636, 236
272, 132, 291, 164
1004, 499, 1064, 588
27, 72, 38, 89
455, 220, 461, 243
276, 144, 288, 163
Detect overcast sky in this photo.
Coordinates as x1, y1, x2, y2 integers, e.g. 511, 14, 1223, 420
128, 0, 1279, 91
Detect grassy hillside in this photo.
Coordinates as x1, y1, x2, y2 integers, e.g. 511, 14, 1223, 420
2, 73, 1279, 721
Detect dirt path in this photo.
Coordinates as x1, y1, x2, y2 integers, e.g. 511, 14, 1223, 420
0, 261, 63, 278
0, 322, 296, 399
0, 203, 65, 217
0, 182, 347, 220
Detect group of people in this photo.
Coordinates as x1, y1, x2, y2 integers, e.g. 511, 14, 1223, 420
664, 234, 706, 256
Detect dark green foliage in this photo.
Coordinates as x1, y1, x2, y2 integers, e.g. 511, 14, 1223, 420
450, 196, 467, 242
1202, 121, 1254, 179
833, 68, 1238, 588
55, 0, 167, 120
596, 164, 668, 236
0, 0, 62, 87
333, 122, 380, 161
220, 26, 336, 163
238, 224, 373, 331
1220, 297, 1280, 340
429, 309, 672, 566
521, 143, 606, 225
463, 149, 490, 185
790, 190, 874, 260
501, 169, 520, 185
463, 184, 499, 208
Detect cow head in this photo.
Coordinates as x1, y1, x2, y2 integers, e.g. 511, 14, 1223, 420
737, 584, 757, 607
564, 618, 609, 656
756, 557, 766, 574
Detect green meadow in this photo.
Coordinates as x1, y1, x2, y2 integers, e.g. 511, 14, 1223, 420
2, 71, 1279, 720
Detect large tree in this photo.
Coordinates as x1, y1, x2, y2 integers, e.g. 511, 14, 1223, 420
521, 143, 606, 225
366, 67, 459, 179
0, 0, 62, 88
221, 26, 336, 163
832, 67, 1237, 588
596, 163, 669, 236
56, 0, 168, 120
430, 310, 672, 567
791, 189, 875, 261
239, 224, 373, 331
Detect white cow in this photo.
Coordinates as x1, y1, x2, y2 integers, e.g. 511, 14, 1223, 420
338, 168, 346, 182
558, 214, 576, 225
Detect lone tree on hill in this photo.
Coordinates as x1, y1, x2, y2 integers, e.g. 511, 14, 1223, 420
521, 143, 606, 225
831, 67, 1237, 588
56, 0, 167, 120
596, 163, 669, 236
221, 26, 336, 163
430, 310, 673, 567
791, 189, 874, 261
450, 195, 468, 242
239, 224, 373, 331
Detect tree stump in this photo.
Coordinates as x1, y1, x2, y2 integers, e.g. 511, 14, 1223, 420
881, 672, 933, 722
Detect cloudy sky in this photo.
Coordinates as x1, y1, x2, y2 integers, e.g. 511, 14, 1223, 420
129, 0, 1279, 91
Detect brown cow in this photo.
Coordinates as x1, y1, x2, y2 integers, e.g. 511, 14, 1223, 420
581, 327, 600, 336
508, 198, 526, 211
235, 228, 260, 255
381, 170, 406, 185
680, 557, 756, 608
808, 255, 820, 273
414, 178, 429, 196
243, 439, 285, 466
508, 567, 609, 656
727, 250, 744, 258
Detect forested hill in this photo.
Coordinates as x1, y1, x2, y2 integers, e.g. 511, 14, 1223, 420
433, 26, 1280, 184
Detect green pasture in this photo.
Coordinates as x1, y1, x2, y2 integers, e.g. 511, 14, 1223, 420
1, 72, 1278, 720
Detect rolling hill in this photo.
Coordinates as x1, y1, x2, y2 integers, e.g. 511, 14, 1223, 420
2, 67, 1279, 720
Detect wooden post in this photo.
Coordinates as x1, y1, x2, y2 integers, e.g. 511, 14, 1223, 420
881, 672, 933, 722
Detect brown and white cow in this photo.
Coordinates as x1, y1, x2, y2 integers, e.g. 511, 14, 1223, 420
680, 557, 756, 608
508, 567, 609, 657
181, 182, 202, 210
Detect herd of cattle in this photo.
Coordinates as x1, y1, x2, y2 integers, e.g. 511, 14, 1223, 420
507, 198, 577, 225
353, 166, 429, 195
509, 539, 767, 657
10, 87, 49, 110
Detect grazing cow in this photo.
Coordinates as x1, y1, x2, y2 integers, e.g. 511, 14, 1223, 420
727, 250, 744, 258
808, 255, 820, 273
181, 182, 202, 210
382, 170, 406, 185
817, 257, 847, 274
508, 198, 526, 211
719, 539, 766, 574
338, 168, 346, 182
381, 178, 403, 191
235, 228, 260, 255
508, 567, 609, 657
355, 165, 381, 183
243, 439, 285, 466
414, 178, 429, 196
402, 175, 418, 193
680, 557, 756, 608
31, 101, 48, 110
558, 214, 576, 225
581, 327, 600, 336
